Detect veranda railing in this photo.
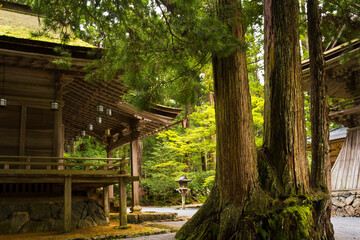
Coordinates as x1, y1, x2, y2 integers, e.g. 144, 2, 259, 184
0, 156, 128, 175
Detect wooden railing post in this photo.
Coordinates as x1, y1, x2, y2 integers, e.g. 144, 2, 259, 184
64, 176, 72, 232
103, 186, 110, 224
26, 157, 31, 170
119, 177, 127, 228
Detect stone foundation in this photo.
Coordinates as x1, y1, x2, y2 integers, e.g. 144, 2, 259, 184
331, 191, 360, 217
0, 196, 107, 234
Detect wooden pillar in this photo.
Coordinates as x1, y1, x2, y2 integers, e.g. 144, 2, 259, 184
119, 177, 127, 227
107, 150, 114, 201
19, 105, 27, 157
130, 139, 142, 213
103, 185, 110, 224
54, 106, 63, 157
64, 176, 72, 232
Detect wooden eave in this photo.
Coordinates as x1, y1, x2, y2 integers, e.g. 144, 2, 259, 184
0, 38, 181, 149
302, 40, 360, 99
329, 105, 360, 127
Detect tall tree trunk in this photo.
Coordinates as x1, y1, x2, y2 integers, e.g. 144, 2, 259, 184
201, 152, 207, 172
308, 0, 334, 238
308, 0, 330, 193
177, 0, 334, 239
177, 1, 259, 238
184, 104, 191, 173
263, 0, 309, 195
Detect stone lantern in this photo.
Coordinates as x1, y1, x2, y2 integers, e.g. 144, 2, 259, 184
175, 175, 192, 210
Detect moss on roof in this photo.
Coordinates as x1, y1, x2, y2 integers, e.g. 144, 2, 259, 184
0, 7, 95, 48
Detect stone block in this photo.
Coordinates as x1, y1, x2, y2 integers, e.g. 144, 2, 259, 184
87, 199, 99, 215
81, 205, 88, 219
332, 198, 346, 208
336, 207, 347, 217
78, 216, 97, 229
331, 206, 337, 217
53, 219, 63, 231
90, 209, 107, 226
29, 203, 51, 221
0, 204, 12, 221
0, 219, 11, 234
20, 219, 54, 233
345, 206, 355, 216
9, 212, 29, 233
344, 195, 355, 206
354, 208, 360, 217
10, 202, 28, 212
352, 198, 360, 208
127, 214, 139, 224
72, 200, 86, 221
50, 202, 62, 219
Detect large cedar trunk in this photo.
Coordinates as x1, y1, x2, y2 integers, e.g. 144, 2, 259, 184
263, 0, 309, 195
176, 0, 334, 239
307, 0, 334, 238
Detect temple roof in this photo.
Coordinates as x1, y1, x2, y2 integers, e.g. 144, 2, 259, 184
0, 2, 94, 48
302, 40, 360, 99
0, 1, 182, 150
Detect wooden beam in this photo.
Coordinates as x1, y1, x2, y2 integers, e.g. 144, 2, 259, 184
108, 134, 134, 152
119, 177, 127, 228
64, 176, 72, 232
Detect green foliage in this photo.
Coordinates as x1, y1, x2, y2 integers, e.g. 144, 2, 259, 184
320, 0, 360, 47
187, 170, 215, 197
52, 46, 72, 69
141, 140, 187, 204
249, 73, 264, 147
64, 136, 107, 158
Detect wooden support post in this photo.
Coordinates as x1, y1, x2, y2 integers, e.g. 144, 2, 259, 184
19, 105, 27, 167
64, 176, 72, 232
103, 185, 110, 224
130, 139, 142, 213
106, 150, 114, 201
119, 177, 127, 227
54, 107, 63, 158
26, 157, 30, 170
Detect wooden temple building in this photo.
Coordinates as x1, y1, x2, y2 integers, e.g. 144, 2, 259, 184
0, 2, 181, 234
302, 40, 360, 216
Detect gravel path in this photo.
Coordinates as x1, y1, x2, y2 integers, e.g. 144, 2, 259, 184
332, 217, 360, 240
129, 207, 198, 217
124, 233, 176, 240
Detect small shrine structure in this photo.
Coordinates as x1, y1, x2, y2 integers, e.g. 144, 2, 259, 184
0, 1, 181, 234
302, 40, 360, 217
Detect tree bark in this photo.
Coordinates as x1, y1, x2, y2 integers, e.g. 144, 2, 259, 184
308, 0, 334, 238
177, 0, 335, 239
184, 104, 191, 173
308, 0, 330, 192
201, 152, 207, 171
177, 0, 259, 238
263, 0, 309, 195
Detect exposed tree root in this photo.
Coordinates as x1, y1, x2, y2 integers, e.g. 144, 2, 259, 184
176, 187, 334, 240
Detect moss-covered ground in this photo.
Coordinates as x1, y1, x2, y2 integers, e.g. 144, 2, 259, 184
0, 220, 167, 240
